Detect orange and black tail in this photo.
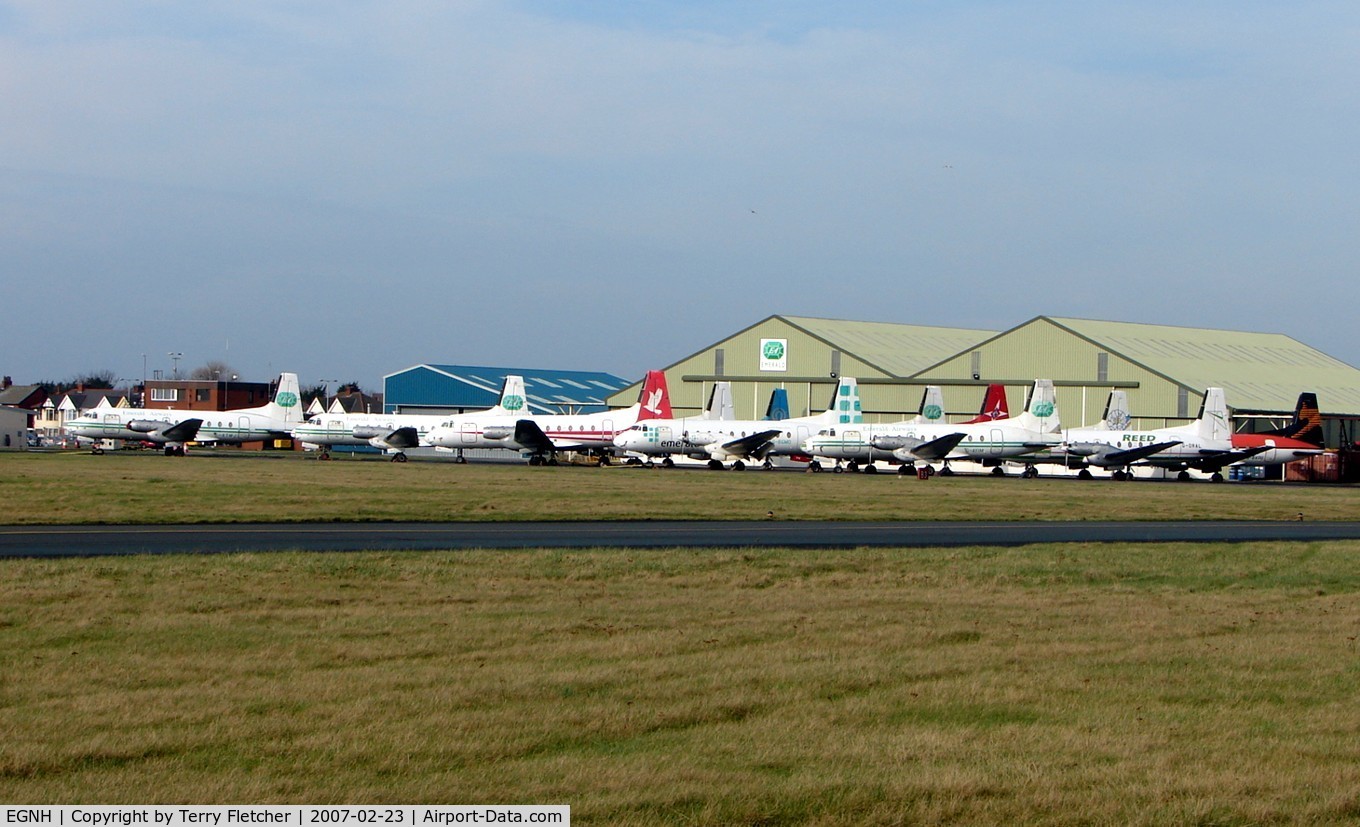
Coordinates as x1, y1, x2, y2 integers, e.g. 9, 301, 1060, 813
1265, 392, 1323, 445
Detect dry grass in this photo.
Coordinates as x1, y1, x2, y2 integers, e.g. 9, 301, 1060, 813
3, 450, 1354, 525
4, 544, 1360, 823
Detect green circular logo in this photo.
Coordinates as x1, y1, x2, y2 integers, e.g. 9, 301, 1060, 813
763, 341, 785, 360
923, 404, 943, 421
504, 395, 525, 411
277, 392, 298, 408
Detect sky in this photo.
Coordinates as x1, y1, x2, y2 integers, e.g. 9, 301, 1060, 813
4, 1, 1359, 391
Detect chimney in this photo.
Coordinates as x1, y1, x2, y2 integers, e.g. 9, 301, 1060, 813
2, 376, 10, 389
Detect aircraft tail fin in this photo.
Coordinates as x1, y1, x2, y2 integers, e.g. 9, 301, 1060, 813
487, 375, 528, 416
1196, 388, 1231, 441
913, 386, 946, 424
1097, 390, 1131, 430
636, 371, 672, 422
1013, 379, 1060, 433
963, 384, 1009, 423
264, 373, 303, 423
704, 382, 735, 420
764, 388, 789, 421
1264, 392, 1323, 446
820, 377, 862, 425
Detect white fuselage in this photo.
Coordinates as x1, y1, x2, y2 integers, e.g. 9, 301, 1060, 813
290, 411, 446, 449
1062, 423, 1228, 468
615, 416, 827, 460
803, 421, 1058, 464
67, 406, 292, 444
426, 405, 639, 453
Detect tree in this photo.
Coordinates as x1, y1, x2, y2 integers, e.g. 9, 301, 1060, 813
189, 361, 238, 381
66, 370, 116, 389
300, 384, 329, 408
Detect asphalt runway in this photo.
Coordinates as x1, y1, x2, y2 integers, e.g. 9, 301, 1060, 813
4, 520, 1360, 558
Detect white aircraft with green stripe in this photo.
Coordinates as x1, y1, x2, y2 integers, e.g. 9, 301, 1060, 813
290, 374, 527, 462
67, 373, 304, 456
800, 380, 1062, 475
612, 377, 864, 470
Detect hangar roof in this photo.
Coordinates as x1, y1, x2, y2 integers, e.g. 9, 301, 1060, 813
779, 315, 998, 377
1041, 317, 1360, 414
383, 364, 631, 414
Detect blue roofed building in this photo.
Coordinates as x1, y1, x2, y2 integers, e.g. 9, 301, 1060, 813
383, 364, 631, 415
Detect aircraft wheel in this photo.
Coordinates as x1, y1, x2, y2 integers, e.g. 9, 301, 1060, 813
455, 455, 468, 464
1077, 469, 1093, 480
731, 460, 746, 471
319, 451, 331, 461
1177, 470, 1191, 482
164, 446, 175, 457
92, 447, 104, 455
598, 455, 611, 466
897, 465, 911, 475
833, 465, 844, 474
1112, 470, 1125, 481
846, 461, 859, 473
763, 459, 774, 470
547, 457, 559, 466
939, 466, 954, 476
1022, 467, 1038, 479
662, 457, 675, 468
1210, 473, 1224, 483
707, 459, 723, 470
991, 467, 1006, 477
862, 464, 877, 474
527, 455, 541, 466
392, 452, 408, 463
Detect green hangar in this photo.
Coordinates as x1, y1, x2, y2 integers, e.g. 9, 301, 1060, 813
607, 314, 1360, 448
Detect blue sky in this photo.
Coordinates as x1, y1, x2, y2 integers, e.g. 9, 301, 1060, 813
4, 1, 1358, 390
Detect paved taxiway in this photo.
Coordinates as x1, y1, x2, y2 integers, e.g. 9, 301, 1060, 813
4, 520, 1360, 558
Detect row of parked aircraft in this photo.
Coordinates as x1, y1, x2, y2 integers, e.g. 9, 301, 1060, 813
63, 370, 1325, 480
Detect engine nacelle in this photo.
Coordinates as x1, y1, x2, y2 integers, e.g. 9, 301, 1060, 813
125, 419, 165, 433
871, 435, 910, 450
482, 425, 514, 440
351, 426, 387, 440
1064, 442, 1102, 457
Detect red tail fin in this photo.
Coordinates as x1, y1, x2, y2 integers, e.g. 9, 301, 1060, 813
963, 384, 1009, 423
636, 370, 672, 421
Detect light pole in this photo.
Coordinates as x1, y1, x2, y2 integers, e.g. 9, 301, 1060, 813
168, 352, 183, 379
317, 379, 337, 412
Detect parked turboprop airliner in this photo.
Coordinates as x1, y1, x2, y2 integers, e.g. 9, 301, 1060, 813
425, 371, 672, 464
1060, 388, 1267, 481
290, 375, 526, 462
613, 377, 864, 469
66, 373, 303, 456
800, 380, 1061, 475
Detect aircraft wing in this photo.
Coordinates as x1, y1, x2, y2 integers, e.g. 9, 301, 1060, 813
383, 426, 421, 450
718, 429, 783, 458
163, 418, 204, 443
513, 419, 558, 454
1189, 446, 1271, 472
912, 432, 968, 460
1098, 440, 1183, 466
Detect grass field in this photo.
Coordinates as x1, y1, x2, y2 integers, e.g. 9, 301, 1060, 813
3, 543, 1360, 823
3, 450, 1355, 525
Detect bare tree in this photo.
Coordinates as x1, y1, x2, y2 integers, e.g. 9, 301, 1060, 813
189, 361, 238, 381
65, 370, 116, 389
